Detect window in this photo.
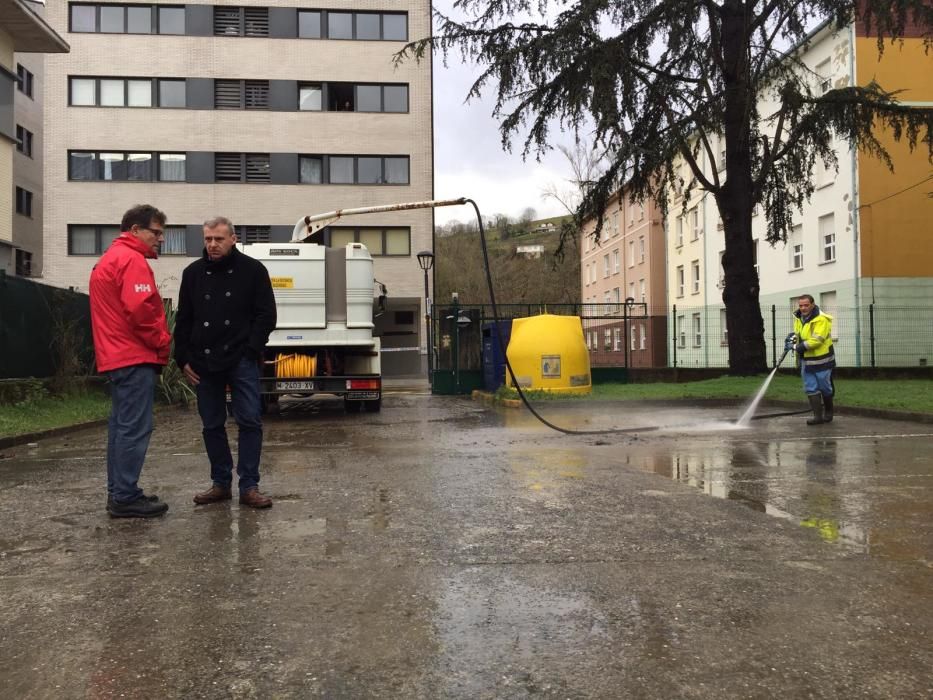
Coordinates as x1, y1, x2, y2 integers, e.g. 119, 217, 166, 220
214, 6, 268, 36
214, 153, 269, 183
819, 214, 835, 263
161, 226, 187, 255
15, 187, 33, 217
638, 205, 645, 221
16, 64, 33, 98
299, 84, 322, 111
68, 225, 121, 255
676, 217, 683, 247
717, 251, 725, 288
16, 125, 33, 157
628, 281, 635, 301
639, 323, 646, 350
613, 328, 621, 351
691, 260, 700, 293
323, 227, 410, 256
815, 156, 834, 188
789, 225, 803, 270
604, 329, 612, 351
720, 308, 728, 345
815, 59, 831, 94
69, 77, 185, 108
628, 240, 635, 267
677, 314, 686, 348
752, 239, 759, 279
639, 279, 646, 304
159, 154, 186, 181
613, 249, 620, 274
295, 10, 408, 41
692, 313, 702, 347
69, 150, 185, 182
612, 287, 620, 308
214, 80, 268, 109
690, 208, 700, 240
356, 84, 409, 113
630, 324, 637, 351
603, 254, 610, 278
638, 236, 645, 263
604, 291, 612, 314
15, 250, 32, 277
298, 11, 321, 38
71, 4, 184, 34
676, 266, 684, 297
324, 155, 409, 185
299, 156, 323, 184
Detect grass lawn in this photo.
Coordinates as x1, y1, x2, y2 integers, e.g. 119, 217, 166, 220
0, 390, 111, 439
498, 375, 933, 414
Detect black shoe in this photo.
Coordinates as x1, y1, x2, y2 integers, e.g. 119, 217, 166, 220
108, 496, 169, 519
107, 493, 160, 509
823, 395, 834, 423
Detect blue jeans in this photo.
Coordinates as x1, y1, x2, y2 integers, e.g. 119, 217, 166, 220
802, 366, 834, 397
195, 356, 263, 493
106, 365, 156, 503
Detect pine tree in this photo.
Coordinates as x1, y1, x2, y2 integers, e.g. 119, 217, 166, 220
401, 0, 933, 373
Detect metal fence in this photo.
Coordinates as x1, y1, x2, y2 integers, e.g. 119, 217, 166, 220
434, 302, 933, 370
0, 272, 94, 379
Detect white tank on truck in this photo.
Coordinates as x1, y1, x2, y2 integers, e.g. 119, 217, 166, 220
238, 198, 467, 413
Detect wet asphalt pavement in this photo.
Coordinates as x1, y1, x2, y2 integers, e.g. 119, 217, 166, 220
0, 392, 931, 699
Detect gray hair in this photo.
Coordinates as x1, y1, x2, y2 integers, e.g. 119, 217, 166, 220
203, 216, 236, 237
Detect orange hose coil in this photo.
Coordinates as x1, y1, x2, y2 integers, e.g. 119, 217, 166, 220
271, 353, 317, 379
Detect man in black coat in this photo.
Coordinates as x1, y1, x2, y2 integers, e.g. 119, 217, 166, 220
175, 217, 277, 508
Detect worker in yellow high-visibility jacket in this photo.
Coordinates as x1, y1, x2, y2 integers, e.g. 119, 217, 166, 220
785, 294, 835, 425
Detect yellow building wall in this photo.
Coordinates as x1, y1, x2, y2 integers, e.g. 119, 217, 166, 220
856, 37, 933, 278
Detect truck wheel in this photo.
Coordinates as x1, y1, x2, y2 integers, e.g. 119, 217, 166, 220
344, 398, 362, 413
364, 398, 382, 413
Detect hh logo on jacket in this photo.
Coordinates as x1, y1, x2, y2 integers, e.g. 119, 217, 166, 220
134, 283, 152, 293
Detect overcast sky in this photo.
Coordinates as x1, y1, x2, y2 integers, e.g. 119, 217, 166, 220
428, 1, 577, 226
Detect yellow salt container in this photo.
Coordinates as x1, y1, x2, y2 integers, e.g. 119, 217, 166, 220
506, 314, 591, 394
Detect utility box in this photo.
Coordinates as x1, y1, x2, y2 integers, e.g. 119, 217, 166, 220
482, 320, 513, 391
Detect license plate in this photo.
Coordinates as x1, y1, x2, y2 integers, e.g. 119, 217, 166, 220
346, 391, 380, 400
276, 380, 314, 391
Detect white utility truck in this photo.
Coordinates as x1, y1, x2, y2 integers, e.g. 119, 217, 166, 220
239, 198, 465, 413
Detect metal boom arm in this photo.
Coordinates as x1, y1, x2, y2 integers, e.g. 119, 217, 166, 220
291, 198, 469, 242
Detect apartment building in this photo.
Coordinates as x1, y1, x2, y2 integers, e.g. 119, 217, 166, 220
668, 18, 933, 368
0, 0, 68, 275
579, 186, 667, 367
39, 0, 433, 375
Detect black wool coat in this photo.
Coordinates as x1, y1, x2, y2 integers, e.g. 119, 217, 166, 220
174, 247, 277, 373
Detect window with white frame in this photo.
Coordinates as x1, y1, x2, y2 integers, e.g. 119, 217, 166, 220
613, 328, 621, 351
630, 324, 636, 351
676, 266, 684, 297
717, 250, 725, 288
720, 308, 728, 344
692, 313, 702, 347
789, 225, 803, 270
638, 236, 645, 263
604, 291, 612, 314
604, 328, 612, 351
815, 156, 834, 188
628, 281, 635, 301
638, 204, 645, 221
820, 214, 836, 262
639, 279, 646, 304
676, 217, 684, 246
628, 240, 635, 267
639, 323, 646, 350
815, 58, 831, 94
691, 260, 700, 293
603, 254, 610, 278
612, 287, 620, 307
677, 314, 686, 348
819, 291, 838, 340
613, 249, 620, 274
690, 208, 700, 240
752, 239, 759, 279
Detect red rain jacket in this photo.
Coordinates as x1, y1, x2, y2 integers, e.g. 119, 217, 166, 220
89, 233, 171, 372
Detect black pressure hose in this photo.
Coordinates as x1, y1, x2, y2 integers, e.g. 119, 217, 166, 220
465, 198, 808, 434
467, 198, 656, 435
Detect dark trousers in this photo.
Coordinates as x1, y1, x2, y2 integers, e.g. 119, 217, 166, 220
195, 356, 263, 493
106, 365, 156, 503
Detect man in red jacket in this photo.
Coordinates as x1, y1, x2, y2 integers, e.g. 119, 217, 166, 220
90, 204, 172, 518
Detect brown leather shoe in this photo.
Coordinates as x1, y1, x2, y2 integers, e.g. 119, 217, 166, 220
239, 488, 272, 509
193, 484, 233, 505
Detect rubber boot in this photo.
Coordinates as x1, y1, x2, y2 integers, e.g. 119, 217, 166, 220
806, 393, 826, 425
823, 394, 833, 423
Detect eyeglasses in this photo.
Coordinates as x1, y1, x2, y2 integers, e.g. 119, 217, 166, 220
142, 227, 165, 237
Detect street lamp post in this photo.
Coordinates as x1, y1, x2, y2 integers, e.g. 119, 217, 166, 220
416, 250, 435, 382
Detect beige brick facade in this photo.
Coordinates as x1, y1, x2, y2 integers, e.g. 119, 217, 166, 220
40, 0, 434, 316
